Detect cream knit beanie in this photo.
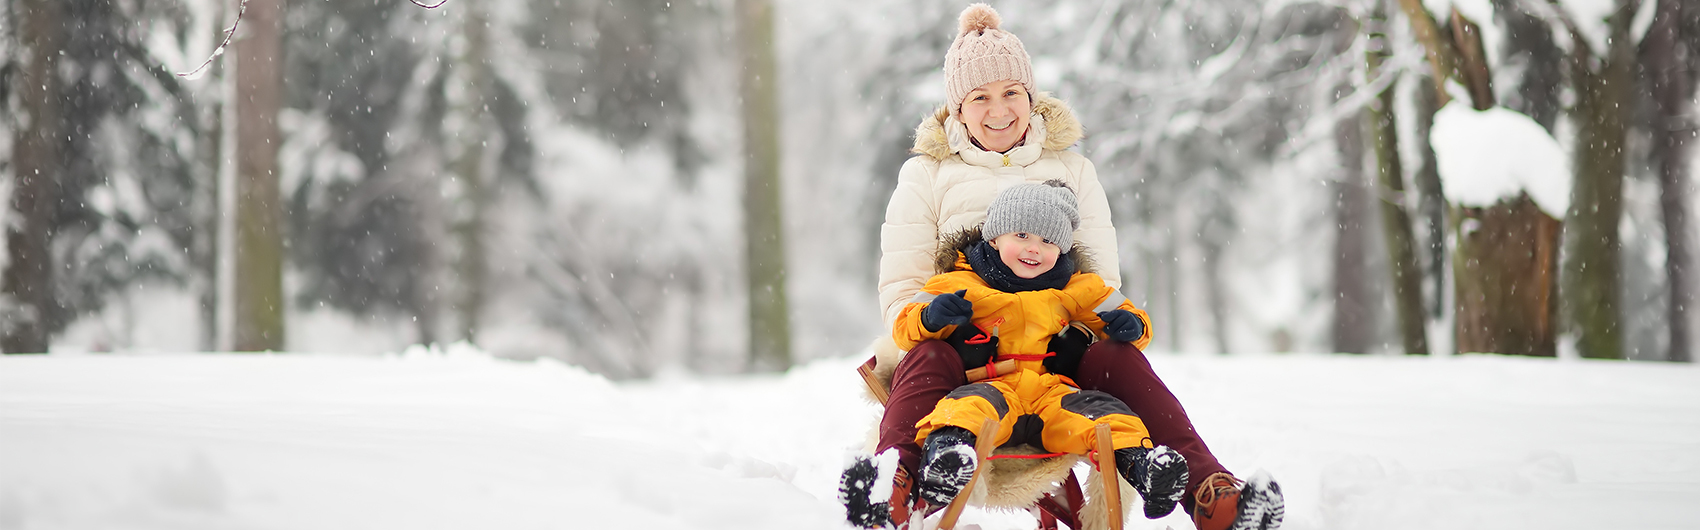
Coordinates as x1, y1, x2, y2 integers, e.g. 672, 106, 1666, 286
943, 3, 1035, 117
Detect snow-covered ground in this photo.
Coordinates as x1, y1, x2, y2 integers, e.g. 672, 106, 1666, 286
3, 346, 1697, 530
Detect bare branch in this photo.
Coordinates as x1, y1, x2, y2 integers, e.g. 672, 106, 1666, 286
177, 0, 448, 79
176, 0, 246, 79
1394, 0, 1458, 106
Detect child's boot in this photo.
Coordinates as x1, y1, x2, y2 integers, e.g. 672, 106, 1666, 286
1114, 445, 1189, 519
915, 426, 978, 507
838, 449, 914, 529
1192, 471, 1285, 530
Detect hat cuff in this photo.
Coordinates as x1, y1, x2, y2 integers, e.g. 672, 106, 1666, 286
982, 200, 1076, 253
947, 54, 1034, 111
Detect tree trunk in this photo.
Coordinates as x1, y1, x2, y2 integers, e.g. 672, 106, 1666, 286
1454, 196, 1561, 356
451, 4, 494, 346
1445, 10, 1493, 109
1202, 236, 1231, 354
1564, 2, 1635, 360
1395, 0, 1459, 106
2, 0, 64, 354
1491, 0, 1565, 131
1412, 78, 1448, 322
196, 0, 230, 352
197, 83, 224, 352
1646, 0, 1694, 362
1333, 91, 1379, 355
1366, 2, 1430, 355
233, 0, 287, 352
737, 0, 792, 370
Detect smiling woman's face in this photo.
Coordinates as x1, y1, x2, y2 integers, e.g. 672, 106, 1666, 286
959, 80, 1031, 154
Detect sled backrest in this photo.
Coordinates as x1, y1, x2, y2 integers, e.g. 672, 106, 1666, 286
857, 355, 889, 405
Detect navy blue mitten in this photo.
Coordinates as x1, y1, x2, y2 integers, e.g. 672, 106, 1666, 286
922, 290, 974, 332
1098, 309, 1145, 343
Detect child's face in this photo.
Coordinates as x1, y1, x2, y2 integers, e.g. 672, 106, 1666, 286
989, 232, 1060, 279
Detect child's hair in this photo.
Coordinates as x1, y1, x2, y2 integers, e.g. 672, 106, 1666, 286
982, 180, 1080, 252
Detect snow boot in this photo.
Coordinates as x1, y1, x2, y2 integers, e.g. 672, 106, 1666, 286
916, 426, 978, 507
1114, 445, 1189, 519
838, 449, 914, 529
1192, 471, 1285, 530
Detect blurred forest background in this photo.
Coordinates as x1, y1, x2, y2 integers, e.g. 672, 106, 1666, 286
1, 0, 1695, 375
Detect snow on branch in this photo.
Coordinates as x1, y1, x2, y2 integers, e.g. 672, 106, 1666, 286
1514, 0, 1654, 58
177, 0, 449, 80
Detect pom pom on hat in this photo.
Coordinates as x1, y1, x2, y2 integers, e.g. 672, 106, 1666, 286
958, 3, 1001, 35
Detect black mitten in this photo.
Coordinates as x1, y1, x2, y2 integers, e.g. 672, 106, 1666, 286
944, 323, 998, 368
921, 290, 973, 332
1042, 324, 1093, 377
1098, 309, 1145, 343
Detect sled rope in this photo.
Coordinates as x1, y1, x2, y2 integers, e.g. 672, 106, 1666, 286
987, 452, 1068, 460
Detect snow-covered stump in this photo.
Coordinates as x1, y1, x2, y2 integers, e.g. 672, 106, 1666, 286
1451, 194, 1561, 356
1431, 102, 1570, 357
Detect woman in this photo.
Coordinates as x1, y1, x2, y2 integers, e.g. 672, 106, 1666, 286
844, 4, 1283, 530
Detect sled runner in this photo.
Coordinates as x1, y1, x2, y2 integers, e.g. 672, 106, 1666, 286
858, 356, 1135, 530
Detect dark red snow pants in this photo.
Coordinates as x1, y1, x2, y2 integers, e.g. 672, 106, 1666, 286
875, 339, 1228, 515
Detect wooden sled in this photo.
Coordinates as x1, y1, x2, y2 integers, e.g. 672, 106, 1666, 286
858, 356, 1132, 530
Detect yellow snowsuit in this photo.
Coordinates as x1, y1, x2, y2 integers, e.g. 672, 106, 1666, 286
895, 252, 1156, 455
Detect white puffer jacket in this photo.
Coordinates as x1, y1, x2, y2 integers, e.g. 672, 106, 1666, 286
878, 93, 1120, 329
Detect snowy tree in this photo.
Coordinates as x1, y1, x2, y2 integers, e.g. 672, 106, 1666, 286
1638, 0, 1695, 361
1049, 0, 1361, 352
1, 0, 64, 354
3, 0, 209, 353
1364, 0, 1430, 355
1557, 0, 1640, 360
1332, 77, 1384, 355
1395, 1, 1566, 356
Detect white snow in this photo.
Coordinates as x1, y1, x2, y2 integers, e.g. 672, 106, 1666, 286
5, 347, 1697, 529
1430, 101, 1572, 218
1556, 0, 1613, 55
1422, 0, 1495, 32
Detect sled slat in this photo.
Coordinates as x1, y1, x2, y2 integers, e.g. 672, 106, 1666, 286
1095, 423, 1123, 530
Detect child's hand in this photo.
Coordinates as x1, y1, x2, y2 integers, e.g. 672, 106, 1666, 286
1043, 324, 1092, 377
1097, 309, 1145, 343
922, 290, 974, 332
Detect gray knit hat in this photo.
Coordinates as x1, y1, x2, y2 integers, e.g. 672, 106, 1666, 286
982, 180, 1079, 252
944, 4, 1034, 117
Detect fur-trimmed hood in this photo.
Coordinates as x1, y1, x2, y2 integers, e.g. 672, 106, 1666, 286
933, 227, 1100, 277
911, 92, 1085, 161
